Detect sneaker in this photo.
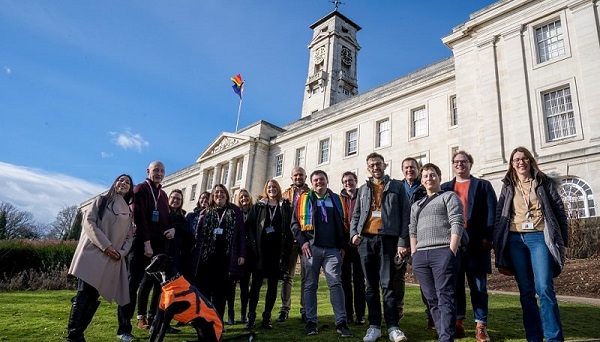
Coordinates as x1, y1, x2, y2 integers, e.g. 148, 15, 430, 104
363, 326, 382, 342
116, 332, 136, 342
475, 323, 490, 342
336, 322, 354, 337
276, 311, 288, 322
455, 319, 466, 338
136, 316, 149, 330
355, 317, 366, 325
388, 327, 407, 342
306, 321, 318, 336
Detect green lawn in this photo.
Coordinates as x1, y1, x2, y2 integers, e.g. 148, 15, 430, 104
0, 280, 598, 341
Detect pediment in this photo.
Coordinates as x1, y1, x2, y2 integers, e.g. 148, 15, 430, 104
197, 133, 251, 162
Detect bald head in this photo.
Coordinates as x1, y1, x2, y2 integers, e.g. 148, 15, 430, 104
147, 161, 165, 185
291, 166, 307, 187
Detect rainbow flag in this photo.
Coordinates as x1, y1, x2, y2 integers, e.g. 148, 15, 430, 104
231, 74, 243, 99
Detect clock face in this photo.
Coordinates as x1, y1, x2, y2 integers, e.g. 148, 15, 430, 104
341, 47, 352, 66
314, 46, 326, 64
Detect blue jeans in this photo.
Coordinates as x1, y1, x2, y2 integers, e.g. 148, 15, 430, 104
456, 251, 488, 324
412, 247, 460, 342
302, 244, 346, 325
358, 234, 399, 329
509, 232, 564, 342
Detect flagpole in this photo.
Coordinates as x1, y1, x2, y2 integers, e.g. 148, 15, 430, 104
235, 96, 243, 132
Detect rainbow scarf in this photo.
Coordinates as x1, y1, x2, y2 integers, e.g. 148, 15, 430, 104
296, 189, 346, 232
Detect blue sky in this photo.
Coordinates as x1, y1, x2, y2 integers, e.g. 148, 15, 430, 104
0, 0, 495, 224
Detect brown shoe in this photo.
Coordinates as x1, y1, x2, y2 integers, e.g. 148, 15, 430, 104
137, 316, 149, 330
476, 323, 490, 342
455, 318, 466, 338
426, 316, 435, 330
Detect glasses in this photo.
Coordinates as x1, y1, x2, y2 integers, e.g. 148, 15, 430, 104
453, 160, 470, 165
342, 179, 356, 184
512, 158, 530, 164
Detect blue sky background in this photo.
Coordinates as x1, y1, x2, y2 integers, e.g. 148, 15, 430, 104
0, 0, 495, 224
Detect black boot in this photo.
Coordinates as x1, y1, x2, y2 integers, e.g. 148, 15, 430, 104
80, 300, 100, 336
261, 312, 272, 329
245, 312, 256, 330
66, 296, 86, 342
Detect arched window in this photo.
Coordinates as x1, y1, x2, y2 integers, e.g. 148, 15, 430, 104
560, 177, 596, 218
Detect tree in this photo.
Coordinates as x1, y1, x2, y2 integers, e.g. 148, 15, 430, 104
46, 205, 78, 240
0, 210, 7, 240
66, 209, 84, 240
0, 202, 40, 239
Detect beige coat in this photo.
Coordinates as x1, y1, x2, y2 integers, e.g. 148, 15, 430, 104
68, 194, 134, 305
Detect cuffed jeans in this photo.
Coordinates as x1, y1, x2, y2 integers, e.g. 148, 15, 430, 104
455, 250, 489, 324
280, 242, 305, 315
358, 234, 399, 329
509, 232, 564, 342
412, 247, 460, 342
303, 244, 346, 325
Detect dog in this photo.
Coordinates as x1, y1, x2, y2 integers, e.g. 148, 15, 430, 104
145, 254, 224, 342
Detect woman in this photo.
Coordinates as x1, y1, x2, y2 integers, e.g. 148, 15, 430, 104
182, 191, 210, 282
409, 163, 464, 342
494, 147, 568, 342
245, 180, 293, 330
192, 184, 246, 319
225, 189, 254, 325
167, 189, 187, 273
67, 174, 135, 342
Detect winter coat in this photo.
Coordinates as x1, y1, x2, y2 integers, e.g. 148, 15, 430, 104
493, 172, 569, 277
68, 194, 134, 305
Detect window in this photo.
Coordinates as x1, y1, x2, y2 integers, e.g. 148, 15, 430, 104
450, 95, 458, 126
319, 139, 330, 164
206, 169, 214, 191
181, 187, 187, 202
295, 147, 306, 168
561, 178, 596, 218
346, 129, 358, 156
221, 164, 229, 184
236, 159, 243, 181
543, 86, 576, 141
275, 154, 284, 177
376, 119, 390, 147
536, 20, 565, 63
411, 107, 427, 137
190, 184, 197, 201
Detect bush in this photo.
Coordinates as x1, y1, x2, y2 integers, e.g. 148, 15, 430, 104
568, 217, 600, 259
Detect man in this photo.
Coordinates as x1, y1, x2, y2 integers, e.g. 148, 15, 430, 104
395, 157, 433, 329
116, 161, 175, 342
277, 166, 310, 322
441, 151, 497, 342
340, 171, 366, 325
350, 153, 410, 342
291, 170, 353, 337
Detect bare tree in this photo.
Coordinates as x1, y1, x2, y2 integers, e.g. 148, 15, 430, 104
0, 202, 40, 239
46, 205, 78, 240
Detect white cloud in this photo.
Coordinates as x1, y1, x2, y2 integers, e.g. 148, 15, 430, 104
110, 130, 149, 152
100, 152, 113, 158
4, 67, 10, 74
0, 162, 107, 224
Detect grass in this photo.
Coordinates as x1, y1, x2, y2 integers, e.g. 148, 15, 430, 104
0, 279, 599, 341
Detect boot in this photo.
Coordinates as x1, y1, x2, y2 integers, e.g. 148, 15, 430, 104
245, 312, 256, 330
261, 312, 272, 329
455, 318, 466, 338
66, 296, 86, 342
80, 300, 100, 334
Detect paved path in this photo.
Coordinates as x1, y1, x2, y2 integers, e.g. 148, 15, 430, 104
489, 289, 600, 306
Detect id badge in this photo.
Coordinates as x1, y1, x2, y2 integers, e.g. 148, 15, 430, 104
214, 228, 224, 235
151, 210, 159, 222
372, 210, 382, 218
522, 222, 534, 230
265, 226, 275, 234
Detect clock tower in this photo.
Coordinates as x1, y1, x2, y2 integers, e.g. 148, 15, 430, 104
301, 9, 361, 118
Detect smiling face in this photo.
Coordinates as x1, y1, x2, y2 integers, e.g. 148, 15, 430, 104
239, 191, 251, 207
266, 181, 279, 199
311, 172, 329, 196
452, 152, 472, 179
342, 174, 357, 193
511, 151, 532, 180
212, 185, 228, 207
169, 191, 183, 209
367, 157, 386, 180
291, 167, 307, 187
421, 167, 442, 195
147, 161, 165, 185
115, 176, 131, 196
199, 192, 210, 209
402, 159, 419, 183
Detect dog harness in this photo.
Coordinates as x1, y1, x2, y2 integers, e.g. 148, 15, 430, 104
159, 276, 223, 340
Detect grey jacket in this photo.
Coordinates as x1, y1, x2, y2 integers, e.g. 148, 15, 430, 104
493, 171, 569, 277
349, 175, 411, 247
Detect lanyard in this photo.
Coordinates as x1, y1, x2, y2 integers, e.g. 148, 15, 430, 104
517, 179, 533, 218
268, 203, 278, 222
216, 208, 227, 227
145, 180, 160, 210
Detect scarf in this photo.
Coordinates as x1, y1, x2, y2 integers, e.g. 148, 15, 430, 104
296, 189, 346, 232
199, 206, 236, 262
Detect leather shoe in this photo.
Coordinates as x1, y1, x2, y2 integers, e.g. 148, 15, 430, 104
476, 323, 490, 342
276, 311, 288, 322
455, 319, 466, 338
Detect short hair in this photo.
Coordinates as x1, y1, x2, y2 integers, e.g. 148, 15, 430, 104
366, 152, 385, 163
291, 166, 306, 177
401, 157, 420, 168
209, 184, 230, 207
310, 169, 329, 181
341, 171, 358, 183
420, 163, 442, 178
452, 150, 474, 165
261, 179, 283, 201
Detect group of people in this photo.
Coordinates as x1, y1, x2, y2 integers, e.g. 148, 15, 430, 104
66, 145, 569, 342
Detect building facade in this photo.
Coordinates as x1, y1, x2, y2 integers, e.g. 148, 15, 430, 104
82, 0, 599, 219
